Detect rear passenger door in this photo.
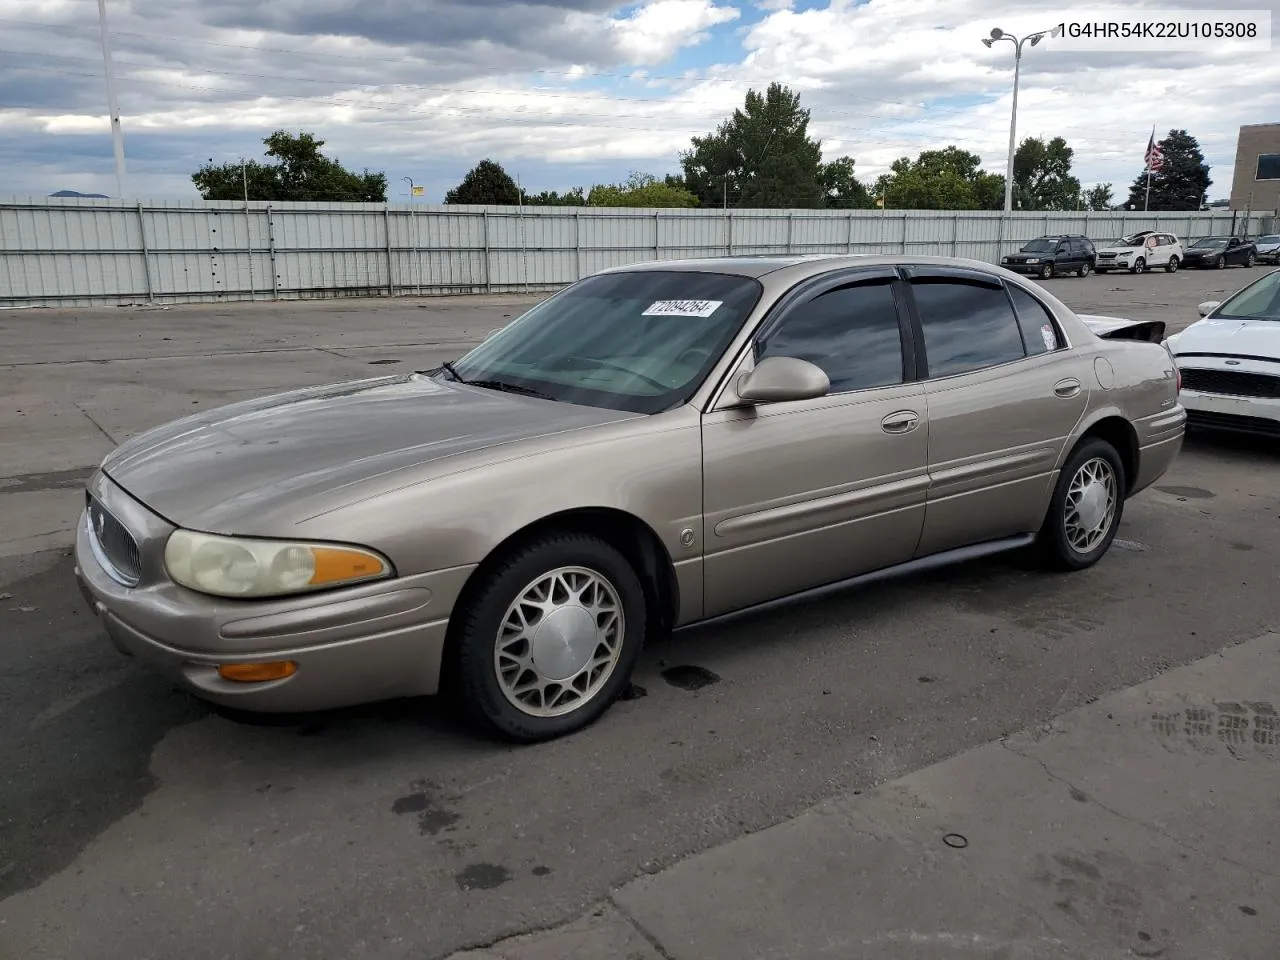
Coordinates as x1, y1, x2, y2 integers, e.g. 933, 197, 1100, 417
900, 268, 1092, 557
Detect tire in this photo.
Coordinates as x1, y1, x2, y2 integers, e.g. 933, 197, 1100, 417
1039, 261, 1054, 279
1246, 251, 1256, 267
1035, 437, 1127, 571
1077, 261, 1091, 278
1165, 256, 1179, 273
450, 532, 647, 742
1215, 255, 1226, 270
1130, 258, 1146, 274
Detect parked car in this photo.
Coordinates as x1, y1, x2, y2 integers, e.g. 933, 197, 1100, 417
1181, 236, 1258, 269
1000, 234, 1096, 278
1164, 267, 1280, 437
74, 255, 1184, 742
1255, 234, 1280, 265
1093, 230, 1184, 274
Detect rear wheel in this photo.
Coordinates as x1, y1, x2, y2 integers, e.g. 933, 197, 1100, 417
450, 532, 647, 742
1036, 437, 1126, 571
1165, 256, 1179, 273
1077, 261, 1091, 278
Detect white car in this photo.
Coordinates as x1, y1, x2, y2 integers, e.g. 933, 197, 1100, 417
1164, 268, 1280, 437
1094, 231, 1184, 274
1257, 234, 1280, 265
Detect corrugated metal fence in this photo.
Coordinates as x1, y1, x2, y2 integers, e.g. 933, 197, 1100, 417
1, 196, 1274, 307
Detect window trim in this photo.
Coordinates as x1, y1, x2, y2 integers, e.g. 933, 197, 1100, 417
704, 265, 911, 411
896, 265, 1041, 382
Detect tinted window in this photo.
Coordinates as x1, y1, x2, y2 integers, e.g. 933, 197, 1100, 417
1021, 238, 1056, 253
757, 280, 904, 393
449, 270, 761, 414
1007, 286, 1062, 355
911, 279, 1027, 377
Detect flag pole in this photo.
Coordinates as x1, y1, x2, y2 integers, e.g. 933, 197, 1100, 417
1143, 125, 1155, 212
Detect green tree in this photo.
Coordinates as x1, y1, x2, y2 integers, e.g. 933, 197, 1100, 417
192, 131, 386, 202
1125, 129, 1212, 211
1082, 182, 1114, 211
586, 171, 699, 207
820, 156, 873, 209
1012, 136, 1080, 210
522, 187, 586, 206
679, 82, 826, 208
873, 146, 1004, 210
444, 159, 521, 205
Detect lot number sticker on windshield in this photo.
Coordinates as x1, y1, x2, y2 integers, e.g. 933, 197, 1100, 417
1040, 323, 1057, 351
642, 300, 723, 318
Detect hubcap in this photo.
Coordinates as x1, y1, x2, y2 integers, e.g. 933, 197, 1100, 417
494, 566, 624, 718
1064, 457, 1117, 554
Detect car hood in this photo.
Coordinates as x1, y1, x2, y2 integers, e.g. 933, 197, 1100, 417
1183, 247, 1223, 256
101, 374, 640, 533
1168, 317, 1280, 360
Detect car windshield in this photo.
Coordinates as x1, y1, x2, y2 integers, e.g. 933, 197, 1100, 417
1019, 238, 1058, 253
1106, 235, 1147, 247
1212, 269, 1280, 321
441, 270, 762, 414
1191, 238, 1227, 249
1258, 235, 1280, 244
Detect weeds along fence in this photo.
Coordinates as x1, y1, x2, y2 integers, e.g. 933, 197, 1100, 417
1, 196, 1274, 308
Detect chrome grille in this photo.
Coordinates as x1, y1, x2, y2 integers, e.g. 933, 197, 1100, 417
1180, 368, 1280, 400
86, 494, 142, 586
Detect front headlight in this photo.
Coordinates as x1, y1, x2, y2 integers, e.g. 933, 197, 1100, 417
164, 530, 393, 598
1026, 258, 1040, 264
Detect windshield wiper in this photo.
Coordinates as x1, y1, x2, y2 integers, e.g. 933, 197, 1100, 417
428, 359, 556, 401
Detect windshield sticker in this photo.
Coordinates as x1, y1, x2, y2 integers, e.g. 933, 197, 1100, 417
1040, 323, 1057, 351
642, 299, 723, 318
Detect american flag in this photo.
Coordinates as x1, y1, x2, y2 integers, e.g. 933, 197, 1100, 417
1145, 130, 1164, 172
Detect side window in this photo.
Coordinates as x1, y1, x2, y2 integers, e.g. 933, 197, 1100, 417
1007, 286, 1062, 356
911, 278, 1026, 377
756, 280, 904, 393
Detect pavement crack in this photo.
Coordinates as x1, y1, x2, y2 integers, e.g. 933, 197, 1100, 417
608, 895, 678, 960
1000, 739, 1280, 881
72, 402, 117, 445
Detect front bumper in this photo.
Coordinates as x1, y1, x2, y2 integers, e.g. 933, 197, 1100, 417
1257, 251, 1280, 264
1179, 390, 1280, 437
1002, 261, 1049, 275
1094, 258, 1133, 271
74, 472, 474, 713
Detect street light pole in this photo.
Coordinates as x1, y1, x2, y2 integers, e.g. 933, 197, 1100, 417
982, 25, 1061, 213
96, 0, 127, 198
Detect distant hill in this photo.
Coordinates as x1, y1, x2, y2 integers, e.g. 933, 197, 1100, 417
48, 190, 110, 198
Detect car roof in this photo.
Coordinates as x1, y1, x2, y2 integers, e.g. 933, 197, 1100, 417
596, 253, 1041, 283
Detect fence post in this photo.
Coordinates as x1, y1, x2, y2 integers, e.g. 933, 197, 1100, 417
266, 205, 280, 299
727, 211, 733, 256
574, 210, 582, 280
951, 213, 959, 257
786, 211, 794, 255
996, 211, 1005, 263
244, 198, 256, 301
384, 204, 395, 296
846, 210, 854, 254
654, 210, 661, 260
135, 201, 155, 303
899, 213, 907, 254
482, 209, 492, 292
413, 205, 423, 297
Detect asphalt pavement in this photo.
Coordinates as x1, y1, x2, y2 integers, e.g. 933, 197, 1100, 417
2, 267, 1279, 959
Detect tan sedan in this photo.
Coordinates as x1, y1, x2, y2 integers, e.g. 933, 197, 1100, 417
74, 255, 1186, 741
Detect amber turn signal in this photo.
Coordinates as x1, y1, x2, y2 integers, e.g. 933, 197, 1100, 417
217, 661, 298, 683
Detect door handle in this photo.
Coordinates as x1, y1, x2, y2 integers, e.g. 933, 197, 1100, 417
881, 410, 919, 434
1053, 378, 1081, 399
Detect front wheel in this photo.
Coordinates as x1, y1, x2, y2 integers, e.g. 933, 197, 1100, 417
1165, 256, 1179, 273
1246, 251, 1256, 267
1039, 261, 1055, 279
1215, 255, 1226, 269
1130, 258, 1146, 274
450, 532, 647, 742
1036, 437, 1126, 571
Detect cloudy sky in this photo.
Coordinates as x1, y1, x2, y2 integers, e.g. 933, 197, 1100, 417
1, 0, 1277, 202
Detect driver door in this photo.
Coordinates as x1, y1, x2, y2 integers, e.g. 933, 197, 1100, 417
700, 270, 930, 618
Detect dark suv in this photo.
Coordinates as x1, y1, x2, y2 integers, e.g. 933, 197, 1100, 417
1000, 235, 1097, 279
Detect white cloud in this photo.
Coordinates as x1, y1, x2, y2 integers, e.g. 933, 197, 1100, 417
1, 0, 1278, 200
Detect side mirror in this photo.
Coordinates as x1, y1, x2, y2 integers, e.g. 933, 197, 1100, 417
736, 356, 830, 404
1197, 300, 1220, 318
